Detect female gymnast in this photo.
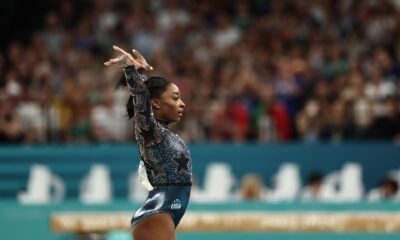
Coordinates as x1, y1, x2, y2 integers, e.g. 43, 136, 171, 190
104, 46, 192, 240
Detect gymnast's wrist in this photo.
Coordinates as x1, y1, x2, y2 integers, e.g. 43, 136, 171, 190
123, 66, 146, 79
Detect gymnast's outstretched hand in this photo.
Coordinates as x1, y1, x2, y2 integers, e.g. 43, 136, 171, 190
104, 45, 153, 71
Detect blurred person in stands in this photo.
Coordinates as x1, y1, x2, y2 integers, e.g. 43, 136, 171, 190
341, 71, 372, 139
367, 96, 400, 141
90, 85, 129, 142
0, 68, 22, 143
256, 84, 275, 142
368, 178, 399, 202
300, 172, 324, 201
237, 173, 267, 201
365, 66, 396, 102
271, 57, 300, 141
62, 73, 92, 143
226, 96, 250, 142
0, 92, 27, 144
105, 46, 192, 240
296, 99, 323, 142
319, 98, 355, 142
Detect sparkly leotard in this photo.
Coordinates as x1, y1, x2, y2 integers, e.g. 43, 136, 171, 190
123, 66, 192, 228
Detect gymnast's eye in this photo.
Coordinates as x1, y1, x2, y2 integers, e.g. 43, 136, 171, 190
173, 95, 180, 100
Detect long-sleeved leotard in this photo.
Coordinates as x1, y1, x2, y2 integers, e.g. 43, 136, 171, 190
123, 66, 192, 186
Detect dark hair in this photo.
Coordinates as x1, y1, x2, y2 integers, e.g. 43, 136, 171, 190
116, 74, 172, 119
381, 178, 399, 193
307, 172, 323, 185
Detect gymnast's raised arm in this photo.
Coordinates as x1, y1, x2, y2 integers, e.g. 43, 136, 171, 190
104, 46, 161, 145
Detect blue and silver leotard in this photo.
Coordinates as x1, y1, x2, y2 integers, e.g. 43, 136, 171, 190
123, 66, 192, 228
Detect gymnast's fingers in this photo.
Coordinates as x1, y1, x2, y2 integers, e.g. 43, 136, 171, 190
113, 45, 130, 55
131, 49, 144, 60
132, 49, 153, 70
104, 56, 123, 66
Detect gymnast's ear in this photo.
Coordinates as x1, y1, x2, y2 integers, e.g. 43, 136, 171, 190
151, 99, 161, 109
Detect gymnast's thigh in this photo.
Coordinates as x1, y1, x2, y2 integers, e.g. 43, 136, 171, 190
132, 212, 176, 240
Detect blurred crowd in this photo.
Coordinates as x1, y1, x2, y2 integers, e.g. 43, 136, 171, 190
234, 171, 400, 202
1, 0, 400, 144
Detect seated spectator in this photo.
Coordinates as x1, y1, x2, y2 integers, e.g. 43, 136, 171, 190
367, 178, 399, 202
300, 172, 323, 201
237, 173, 267, 201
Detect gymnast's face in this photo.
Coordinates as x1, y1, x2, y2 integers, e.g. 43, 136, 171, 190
152, 83, 185, 123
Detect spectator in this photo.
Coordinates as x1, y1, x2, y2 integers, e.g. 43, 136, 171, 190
237, 173, 267, 201
367, 97, 400, 140
319, 99, 355, 142
300, 172, 324, 201
368, 178, 399, 202
0, 94, 27, 144
90, 85, 129, 142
